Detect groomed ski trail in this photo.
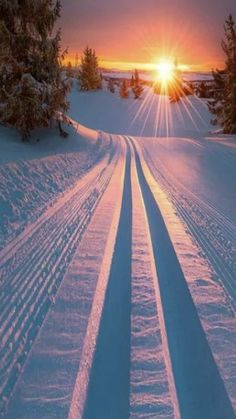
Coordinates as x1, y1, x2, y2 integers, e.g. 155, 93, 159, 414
0, 142, 119, 415
141, 142, 236, 313
128, 137, 235, 419
2, 125, 235, 419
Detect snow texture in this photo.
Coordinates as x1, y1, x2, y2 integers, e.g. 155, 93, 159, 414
0, 81, 235, 418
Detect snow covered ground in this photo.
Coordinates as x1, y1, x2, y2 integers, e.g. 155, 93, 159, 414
69, 79, 211, 138
0, 82, 235, 418
0, 122, 110, 250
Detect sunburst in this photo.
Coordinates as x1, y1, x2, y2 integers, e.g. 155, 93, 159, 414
155, 59, 175, 86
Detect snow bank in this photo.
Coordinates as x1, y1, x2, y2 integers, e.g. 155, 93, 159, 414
0, 124, 110, 250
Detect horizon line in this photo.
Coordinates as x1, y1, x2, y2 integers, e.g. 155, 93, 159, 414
64, 57, 224, 73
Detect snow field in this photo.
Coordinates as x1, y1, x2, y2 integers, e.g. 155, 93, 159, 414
3, 132, 236, 418
133, 137, 236, 414
0, 127, 110, 251
140, 139, 236, 311
1, 83, 235, 418
68, 82, 212, 139
5, 138, 126, 418
0, 140, 120, 416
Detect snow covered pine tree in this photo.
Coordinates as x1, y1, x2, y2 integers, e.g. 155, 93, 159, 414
66, 61, 74, 79
132, 69, 144, 99
107, 78, 115, 94
120, 79, 129, 99
78, 47, 102, 91
130, 74, 135, 88
0, 0, 70, 141
208, 69, 226, 127
197, 81, 209, 98
169, 59, 184, 103
208, 15, 236, 134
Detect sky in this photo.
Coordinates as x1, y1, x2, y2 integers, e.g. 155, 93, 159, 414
60, 0, 236, 71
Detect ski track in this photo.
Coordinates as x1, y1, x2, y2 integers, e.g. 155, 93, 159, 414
132, 137, 236, 413
5, 137, 125, 419
129, 137, 235, 419
0, 140, 109, 252
0, 142, 119, 415
141, 143, 236, 313
1, 132, 235, 419
83, 141, 132, 419
129, 141, 176, 418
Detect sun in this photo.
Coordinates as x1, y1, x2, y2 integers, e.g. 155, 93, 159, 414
155, 59, 175, 85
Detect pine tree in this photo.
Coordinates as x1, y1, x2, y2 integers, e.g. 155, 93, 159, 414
119, 79, 129, 99
78, 47, 102, 91
132, 69, 144, 99
107, 78, 115, 94
169, 59, 184, 103
66, 61, 74, 79
197, 81, 208, 98
0, 0, 70, 141
209, 15, 236, 133
130, 75, 135, 87
208, 69, 226, 126
187, 81, 195, 95
75, 53, 79, 70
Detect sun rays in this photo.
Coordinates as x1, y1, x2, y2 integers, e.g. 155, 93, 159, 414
128, 63, 209, 138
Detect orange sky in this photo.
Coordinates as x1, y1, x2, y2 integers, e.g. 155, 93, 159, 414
60, 0, 236, 71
